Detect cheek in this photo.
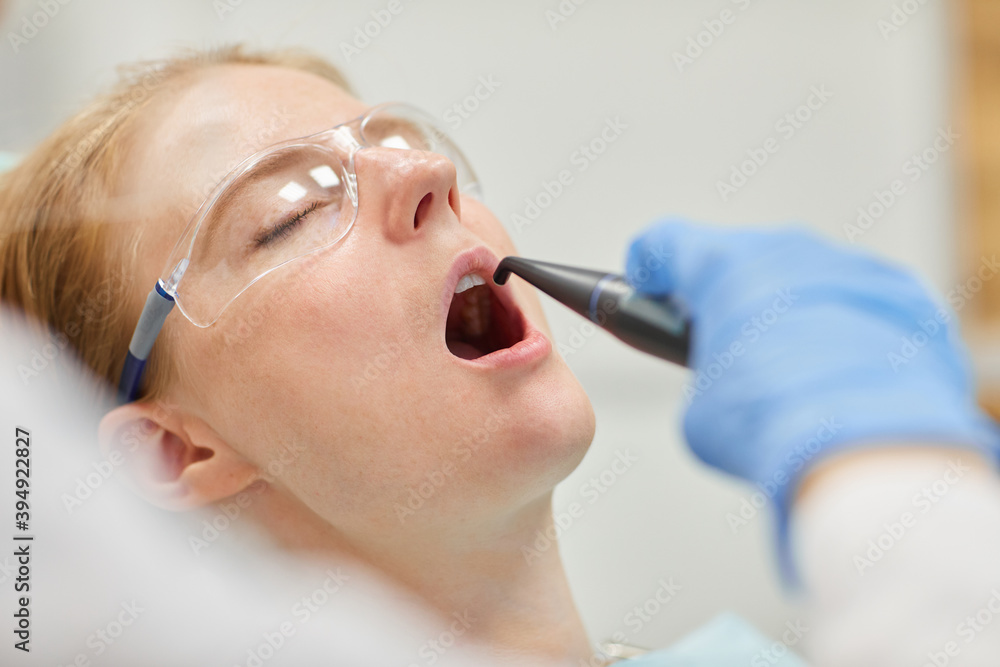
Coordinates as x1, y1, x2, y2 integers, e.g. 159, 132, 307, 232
462, 198, 516, 256
250, 274, 387, 401
210, 265, 434, 449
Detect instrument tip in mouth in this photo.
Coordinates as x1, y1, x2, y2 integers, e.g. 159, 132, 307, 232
493, 258, 515, 285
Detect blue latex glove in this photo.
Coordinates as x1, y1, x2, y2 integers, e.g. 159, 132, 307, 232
624, 218, 1000, 585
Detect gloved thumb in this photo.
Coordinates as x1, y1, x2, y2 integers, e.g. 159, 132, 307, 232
625, 217, 751, 308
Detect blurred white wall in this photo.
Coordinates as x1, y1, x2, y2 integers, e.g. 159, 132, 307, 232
0, 0, 959, 649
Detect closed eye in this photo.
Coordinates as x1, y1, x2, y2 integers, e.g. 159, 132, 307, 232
254, 201, 321, 249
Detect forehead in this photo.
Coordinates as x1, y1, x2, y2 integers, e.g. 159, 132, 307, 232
113, 64, 365, 261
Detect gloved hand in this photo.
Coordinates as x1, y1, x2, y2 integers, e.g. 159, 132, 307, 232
624, 218, 1000, 584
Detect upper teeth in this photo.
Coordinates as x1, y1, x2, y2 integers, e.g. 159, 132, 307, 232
455, 273, 486, 294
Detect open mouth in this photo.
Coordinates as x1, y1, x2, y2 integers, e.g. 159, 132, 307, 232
445, 273, 526, 360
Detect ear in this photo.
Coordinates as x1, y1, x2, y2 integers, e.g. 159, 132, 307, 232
98, 400, 260, 511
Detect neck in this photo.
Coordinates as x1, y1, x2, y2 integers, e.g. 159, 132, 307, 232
245, 484, 598, 665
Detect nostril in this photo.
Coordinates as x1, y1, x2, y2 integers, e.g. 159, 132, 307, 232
414, 192, 433, 229
448, 185, 460, 218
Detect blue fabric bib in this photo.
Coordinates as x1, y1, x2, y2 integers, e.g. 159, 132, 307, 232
618, 613, 807, 666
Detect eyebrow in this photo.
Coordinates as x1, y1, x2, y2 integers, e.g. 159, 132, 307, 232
195, 152, 298, 253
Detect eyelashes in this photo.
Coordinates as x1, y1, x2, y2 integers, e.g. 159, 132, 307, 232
254, 201, 321, 248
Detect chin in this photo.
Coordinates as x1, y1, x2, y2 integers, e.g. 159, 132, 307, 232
495, 361, 597, 494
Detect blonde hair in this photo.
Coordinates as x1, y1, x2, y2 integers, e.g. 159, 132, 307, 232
0, 44, 352, 404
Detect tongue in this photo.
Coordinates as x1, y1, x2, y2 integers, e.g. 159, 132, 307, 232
448, 340, 484, 360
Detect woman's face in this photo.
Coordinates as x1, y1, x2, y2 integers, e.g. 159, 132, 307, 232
113, 64, 596, 541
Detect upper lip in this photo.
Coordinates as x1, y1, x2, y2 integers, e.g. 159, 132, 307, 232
441, 245, 525, 341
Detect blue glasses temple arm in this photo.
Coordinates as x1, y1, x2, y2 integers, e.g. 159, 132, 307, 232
117, 282, 175, 404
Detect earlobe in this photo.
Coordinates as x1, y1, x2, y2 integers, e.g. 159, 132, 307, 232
98, 401, 260, 511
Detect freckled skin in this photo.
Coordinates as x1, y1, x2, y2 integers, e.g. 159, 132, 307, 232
112, 63, 597, 548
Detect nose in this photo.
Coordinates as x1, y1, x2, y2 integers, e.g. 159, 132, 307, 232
353, 148, 462, 243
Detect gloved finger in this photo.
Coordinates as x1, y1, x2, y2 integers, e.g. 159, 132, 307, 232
624, 216, 770, 308
624, 217, 692, 296
625, 218, 947, 331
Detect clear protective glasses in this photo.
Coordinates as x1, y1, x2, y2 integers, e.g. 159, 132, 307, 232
118, 102, 481, 402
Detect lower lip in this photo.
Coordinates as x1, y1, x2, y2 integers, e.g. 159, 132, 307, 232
450, 316, 552, 370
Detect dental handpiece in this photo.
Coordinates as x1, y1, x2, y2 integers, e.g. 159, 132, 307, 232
493, 257, 691, 367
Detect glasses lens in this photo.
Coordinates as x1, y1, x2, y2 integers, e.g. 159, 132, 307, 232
164, 104, 481, 327
361, 105, 482, 199
172, 144, 355, 326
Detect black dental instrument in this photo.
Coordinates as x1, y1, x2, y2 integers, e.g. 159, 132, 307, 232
493, 257, 691, 367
